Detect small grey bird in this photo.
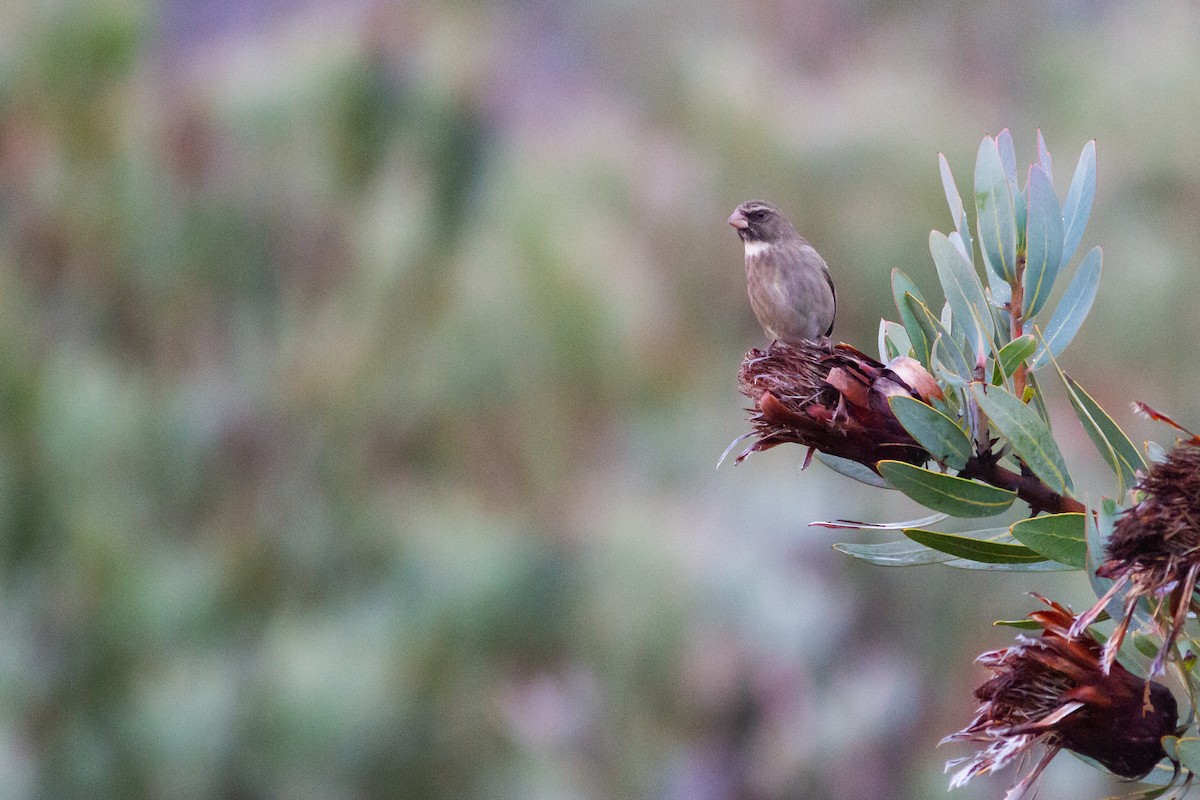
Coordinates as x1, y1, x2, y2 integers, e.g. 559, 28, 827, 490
728, 200, 836, 343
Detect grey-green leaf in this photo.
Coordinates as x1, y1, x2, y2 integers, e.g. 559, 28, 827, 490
997, 334, 1037, 379
1011, 513, 1086, 569
1169, 737, 1200, 774
943, 557, 1075, 572
985, 257, 1012, 307
816, 452, 893, 489
930, 230, 993, 360
1023, 165, 1064, 318
878, 319, 912, 362
833, 539, 952, 567
948, 230, 971, 264
1030, 246, 1102, 369
1061, 372, 1146, 493
1026, 372, 1051, 426
1061, 140, 1097, 269
892, 270, 932, 368
1036, 129, 1053, 184
891, 268, 926, 314
997, 129, 1019, 191
939, 152, 965, 234
974, 136, 1018, 283
996, 130, 1026, 250
970, 383, 1074, 495
902, 528, 1046, 563
812, 512, 948, 531
877, 460, 1017, 517
906, 294, 972, 381
1086, 499, 1116, 607
889, 396, 972, 470
900, 292, 937, 372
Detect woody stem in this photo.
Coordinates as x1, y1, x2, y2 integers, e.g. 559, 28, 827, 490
962, 457, 1085, 515
1011, 257, 1027, 399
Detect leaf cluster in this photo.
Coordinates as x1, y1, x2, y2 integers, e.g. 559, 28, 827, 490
851, 132, 1142, 571
822, 132, 1200, 794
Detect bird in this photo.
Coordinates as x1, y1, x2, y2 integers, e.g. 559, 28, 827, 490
728, 200, 836, 344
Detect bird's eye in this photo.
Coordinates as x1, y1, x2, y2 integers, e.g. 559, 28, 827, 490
749, 210, 766, 221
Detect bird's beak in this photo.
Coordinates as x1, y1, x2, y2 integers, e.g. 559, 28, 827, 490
728, 211, 749, 230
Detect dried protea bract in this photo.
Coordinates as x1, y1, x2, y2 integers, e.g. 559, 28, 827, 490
1071, 437, 1200, 675
735, 340, 940, 469
945, 596, 1178, 799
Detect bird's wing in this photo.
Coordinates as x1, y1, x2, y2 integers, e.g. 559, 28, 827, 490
823, 267, 836, 337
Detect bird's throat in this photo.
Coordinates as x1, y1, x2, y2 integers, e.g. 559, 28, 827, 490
743, 240, 772, 259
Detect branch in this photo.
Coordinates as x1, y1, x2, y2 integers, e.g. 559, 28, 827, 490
1010, 254, 1028, 400
962, 457, 1085, 515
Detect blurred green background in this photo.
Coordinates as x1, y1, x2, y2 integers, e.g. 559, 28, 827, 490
2, 1, 1199, 798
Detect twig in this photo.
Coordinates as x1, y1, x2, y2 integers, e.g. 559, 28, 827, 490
962, 457, 1085, 515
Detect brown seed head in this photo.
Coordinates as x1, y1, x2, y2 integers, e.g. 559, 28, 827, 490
733, 339, 937, 469
1107, 439, 1200, 566
1072, 438, 1200, 676
946, 597, 1178, 796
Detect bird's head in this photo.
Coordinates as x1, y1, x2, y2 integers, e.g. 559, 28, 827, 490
728, 200, 797, 243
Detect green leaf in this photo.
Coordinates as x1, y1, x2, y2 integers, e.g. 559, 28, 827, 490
832, 539, 952, 567
996, 129, 1027, 251
888, 396, 972, 470
812, 513, 948, 531
1088, 497, 1115, 577
892, 270, 932, 367
1011, 513, 1086, 568
993, 618, 1044, 629
940, 164, 976, 271
877, 460, 1017, 517
1014, 181, 1027, 255
816, 452, 892, 489
931, 230, 993, 360
1035, 129, 1053, 184
1026, 372, 1051, 426
975, 136, 1018, 283
948, 230, 971, 264
1022, 165, 1064, 318
970, 383, 1074, 495
1170, 736, 1200, 774
906, 285, 971, 384
1132, 631, 1162, 661
878, 320, 912, 363
996, 129, 1018, 190
997, 334, 1037, 378
939, 152, 965, 235
901, 293, 943, 375
1061, 372, 1146, 493
1061, 140, 1097, 269
985, 262, 1012, 308
931, 342, 968, 389
943, 557, 1075, 572
902, 528, 1046, 563
1163, 736, 1200, 769
1030, 246, 1102, 368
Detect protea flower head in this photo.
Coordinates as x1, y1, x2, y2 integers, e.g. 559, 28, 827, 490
945, 596, 1178, 800
1070, 434, 1200, 676
732, 339, 941, 469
